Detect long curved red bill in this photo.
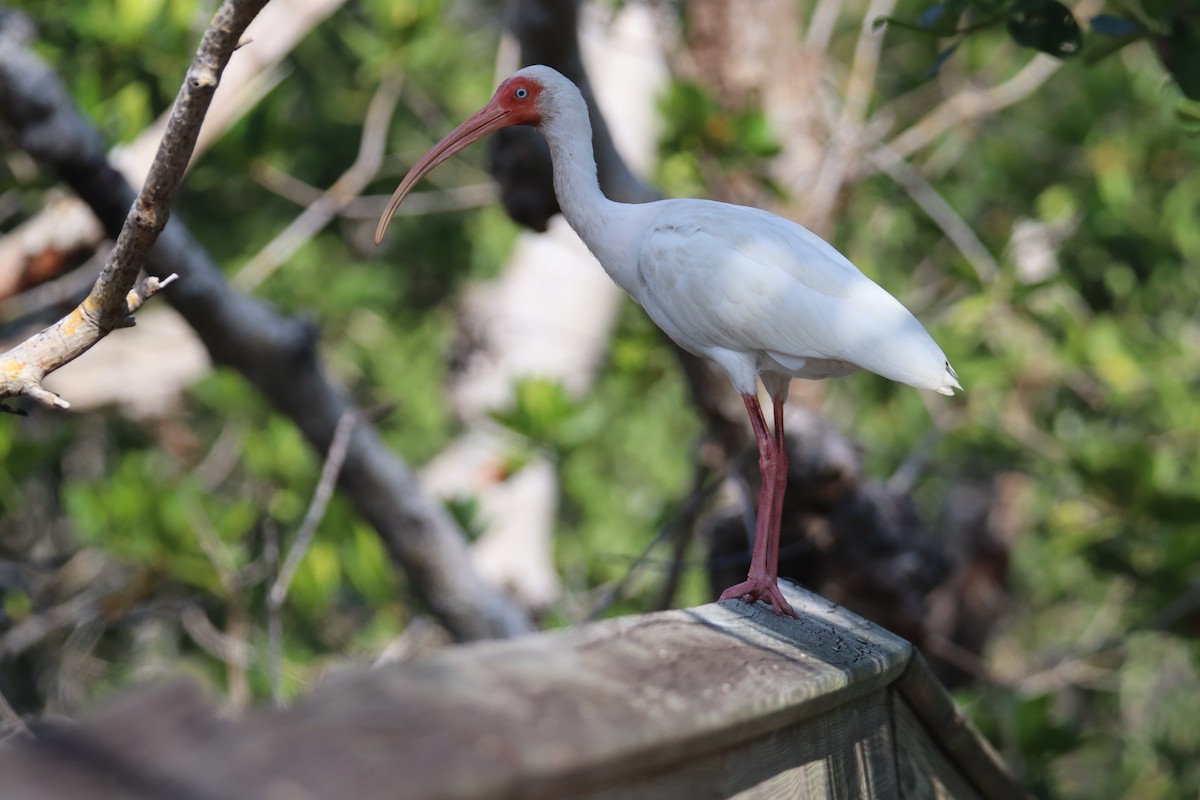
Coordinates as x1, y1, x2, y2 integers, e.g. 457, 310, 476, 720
374, 103, 513, 246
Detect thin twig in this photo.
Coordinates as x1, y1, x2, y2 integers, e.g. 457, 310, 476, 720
1, 587, 106, 658
345, 185, 499, 219
266, 410, 358, 706
188, 506, 239, 594
840, 0, 895, 133
225, 601, 250, 714
869, 144, 999, 284
251, 162, 497, 218
886, 427, 943, 495
802, 0, 896, 233
233, 73, 404, 291
186, 504, 252, 713
655, 458, 717, 611
264, 410, 355, 707
921, 631, 999, 684
269, 410, 359, 610
191, 416, 247, 491
180, 603, 251, 668
1146, 580, 1200, 632
586, 449, 740, 620
862, 0, 1102, 183
883, 55, 1063, 165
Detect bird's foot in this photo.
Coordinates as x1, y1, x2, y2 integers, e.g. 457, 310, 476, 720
718, 577, 798, 618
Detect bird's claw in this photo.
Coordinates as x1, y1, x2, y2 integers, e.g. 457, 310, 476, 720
719, 578, 798, 618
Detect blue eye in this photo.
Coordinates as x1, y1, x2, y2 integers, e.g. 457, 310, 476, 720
515, 87, 528, 99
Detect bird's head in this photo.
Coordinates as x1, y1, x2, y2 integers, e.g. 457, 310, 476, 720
490, 69, 550, 127
375, 67, 563, 245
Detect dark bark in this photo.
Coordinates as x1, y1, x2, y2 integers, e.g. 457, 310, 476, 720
489, 0, 659, 232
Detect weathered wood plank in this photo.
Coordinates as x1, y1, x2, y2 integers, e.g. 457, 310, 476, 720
896, 654, 1031, 800
0, 583, 1022, 800
893, 694, 985, 800
572, 690, 899, 799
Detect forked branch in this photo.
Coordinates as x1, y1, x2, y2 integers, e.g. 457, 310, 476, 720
0, 1, 269, 410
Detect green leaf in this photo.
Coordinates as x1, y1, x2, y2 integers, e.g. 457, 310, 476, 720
115, 0, 165, 40
1007, 0, 1083, 57
735, 110, 781, 158
492, 378, 579, 446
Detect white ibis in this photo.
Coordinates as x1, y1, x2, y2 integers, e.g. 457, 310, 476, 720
376, 66, 960, 617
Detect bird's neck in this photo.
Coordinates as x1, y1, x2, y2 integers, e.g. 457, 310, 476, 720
540, 102, 634, 270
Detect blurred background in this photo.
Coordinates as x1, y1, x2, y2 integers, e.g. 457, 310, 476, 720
1, 0, 1198, 796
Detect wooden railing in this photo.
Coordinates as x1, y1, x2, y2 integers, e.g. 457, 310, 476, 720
0, 583, 1029, 799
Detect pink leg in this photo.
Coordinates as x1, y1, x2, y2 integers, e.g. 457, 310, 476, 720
718, 391, 797, 618
767, 392, 788, 583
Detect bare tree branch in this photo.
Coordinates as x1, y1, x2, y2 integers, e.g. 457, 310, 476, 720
264, 410, 356, 707
0, 11, 533, 641
867, 0, 1109, 179
869, 145, 1000, 284
270, 410, 357, 609
0, 1, 267, 409
878, 54, 1064, 167
181, 603, 252, 670
805, 0, 844, 50
233, 73, 404, 291
251, 162, 497, 219
802, 0, 895, 235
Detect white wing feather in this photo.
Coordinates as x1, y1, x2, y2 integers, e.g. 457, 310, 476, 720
630, 200, 959, 394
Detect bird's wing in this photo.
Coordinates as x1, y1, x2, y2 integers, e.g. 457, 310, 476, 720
634, 201, 953, 390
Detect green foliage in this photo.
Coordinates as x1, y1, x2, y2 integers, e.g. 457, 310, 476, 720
553, 306, 701, 614
491, 310, 703, 615
881, 0, 1200, 102
9, 0, 199, 143
656, 80, 782, 198
823, 21, 1200, 795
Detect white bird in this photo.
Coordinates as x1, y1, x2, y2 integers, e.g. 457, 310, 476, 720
376, 65, 960, 618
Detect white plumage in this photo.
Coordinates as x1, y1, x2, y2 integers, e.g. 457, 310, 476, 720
625, 201, 959, 397
376, 65, 960, 617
